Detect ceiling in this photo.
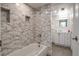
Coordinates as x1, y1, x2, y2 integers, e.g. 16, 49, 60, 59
26, 3, 48, 10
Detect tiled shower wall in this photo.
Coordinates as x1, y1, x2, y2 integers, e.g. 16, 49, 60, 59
0, 3, 34, 55
34, 4, 52, 47
34, 4, 52, 55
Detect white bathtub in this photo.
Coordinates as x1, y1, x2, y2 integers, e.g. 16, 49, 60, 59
7, 43, 48, 56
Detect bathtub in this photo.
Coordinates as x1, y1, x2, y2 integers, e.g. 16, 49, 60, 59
7, 43, 48, 56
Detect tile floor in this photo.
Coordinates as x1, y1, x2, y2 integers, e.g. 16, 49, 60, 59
48, 43, 72, 56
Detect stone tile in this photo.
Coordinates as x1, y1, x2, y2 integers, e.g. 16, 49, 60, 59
0, 3, 34, 56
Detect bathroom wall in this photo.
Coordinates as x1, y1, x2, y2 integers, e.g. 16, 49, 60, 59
34, 4, 52, 47
34, 3, 73, 55
0, 3, 34, 55
34, 3, 73, 46
51, 4, 73, 33
34, 4, 52, 55
51, 3, 73, 47
0, 3, 74, 56
35, 3, 73, 47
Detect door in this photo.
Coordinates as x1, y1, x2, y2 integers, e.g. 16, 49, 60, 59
71, 3, 79, 56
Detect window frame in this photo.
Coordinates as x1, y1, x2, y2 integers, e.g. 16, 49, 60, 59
59, 19, 67, 28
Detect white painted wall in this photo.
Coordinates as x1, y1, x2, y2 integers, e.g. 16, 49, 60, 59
51, 4, 73, 47
51, 4, 73, 33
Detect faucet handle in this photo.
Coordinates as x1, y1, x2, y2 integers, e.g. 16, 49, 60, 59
72, 36, 78, 41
